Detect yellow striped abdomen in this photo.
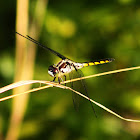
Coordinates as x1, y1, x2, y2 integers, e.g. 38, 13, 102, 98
83, 58, 114, 67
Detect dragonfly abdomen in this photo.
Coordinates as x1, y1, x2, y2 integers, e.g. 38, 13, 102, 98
83, 58, 115, 67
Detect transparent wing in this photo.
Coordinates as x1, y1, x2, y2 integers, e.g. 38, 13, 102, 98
69, 70, 80, 111
16, 32, 67, 60
69, 69, 97, 116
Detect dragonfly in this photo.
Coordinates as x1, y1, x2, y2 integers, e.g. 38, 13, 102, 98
16, 32, 114, 114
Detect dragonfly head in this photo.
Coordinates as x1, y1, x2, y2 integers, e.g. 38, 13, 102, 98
48, 65, 58, 77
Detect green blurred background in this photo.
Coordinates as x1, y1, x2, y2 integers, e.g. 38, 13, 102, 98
0, 0, 140, 140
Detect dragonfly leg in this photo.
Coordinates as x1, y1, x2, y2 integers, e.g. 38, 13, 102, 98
53, 77, 56, 82
58, 77, 64, 84
58, 77, 60, 84
64, 75, 66, 86
72, 63, 78, 71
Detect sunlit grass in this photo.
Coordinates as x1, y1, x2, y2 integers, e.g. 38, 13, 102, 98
0, 66, 140, 122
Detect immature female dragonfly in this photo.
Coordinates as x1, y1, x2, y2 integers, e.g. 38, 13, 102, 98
16, 32, 114, 113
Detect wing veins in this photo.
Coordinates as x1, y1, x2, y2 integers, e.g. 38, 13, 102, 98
16, 32, 67, 60
76, 69, 97, 117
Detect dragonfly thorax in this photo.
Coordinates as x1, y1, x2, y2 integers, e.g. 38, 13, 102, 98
48, 59, 79, 78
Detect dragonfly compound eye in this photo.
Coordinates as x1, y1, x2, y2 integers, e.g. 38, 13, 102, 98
48, 66, 58, 77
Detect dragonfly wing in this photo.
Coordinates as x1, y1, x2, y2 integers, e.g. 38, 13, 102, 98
75, 69, 97, 116
16, 32, 67, 60
69, 71, 80, 111
69, 68, 96, 116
